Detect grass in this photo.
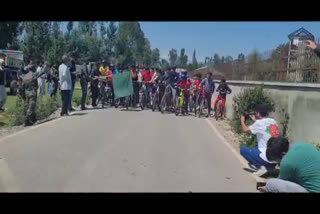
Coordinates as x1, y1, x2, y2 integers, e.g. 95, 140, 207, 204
0, 82, 83, 128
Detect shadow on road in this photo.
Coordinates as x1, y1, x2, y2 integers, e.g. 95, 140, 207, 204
70, 112, 88, 116
120, 109, 142, 112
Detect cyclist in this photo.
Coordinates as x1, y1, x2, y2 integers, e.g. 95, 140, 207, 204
131, 65, 139, 107
142, 67, 154, 107
99, 60, 109, 76
200, 72, 215, 117
177, 71, 191, 115
107, 64, 115, 106
213, 78, 232, 118
156, 69, 166, 109
192, 73, 203, 114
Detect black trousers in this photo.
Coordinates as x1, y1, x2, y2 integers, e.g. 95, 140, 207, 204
109, 82, 115, 106
91, 84, 99, 107
133, 82, 139, 105
80, 80, 88, 108
61, 90, 70, 115
205, 92, 212, 115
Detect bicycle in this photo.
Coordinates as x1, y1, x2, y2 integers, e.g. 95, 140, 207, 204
139, 82, 147, 110
151, 82, 165, 112
175, 87, 189, 116
214, 92, 230, 120
160, 84, 176, 114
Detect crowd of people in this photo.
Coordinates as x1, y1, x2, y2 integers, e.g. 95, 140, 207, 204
0, 40, 319, 193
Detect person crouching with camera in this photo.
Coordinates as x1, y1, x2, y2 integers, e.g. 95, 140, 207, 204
240, 105, 279, 177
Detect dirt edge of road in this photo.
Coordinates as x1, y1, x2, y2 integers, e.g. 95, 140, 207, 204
206, 118, 267, 184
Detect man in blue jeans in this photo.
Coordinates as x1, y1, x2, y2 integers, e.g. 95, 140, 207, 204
240, 105, 279, 177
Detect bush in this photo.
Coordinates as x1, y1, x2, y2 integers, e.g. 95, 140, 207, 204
231, 86, 275, 148
279, 108, 290, 138
8, 94, 61, 126
8, 96, 26, 126
72, 96, 82, 107
36, 95, 61, 121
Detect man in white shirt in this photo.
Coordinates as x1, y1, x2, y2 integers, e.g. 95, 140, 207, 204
36, 61, 46, 96
0, 59, 7, 111
240, 105, 279, 177
59, 55, 72, 116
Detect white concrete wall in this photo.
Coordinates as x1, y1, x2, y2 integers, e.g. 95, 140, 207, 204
215, 81, 320, 143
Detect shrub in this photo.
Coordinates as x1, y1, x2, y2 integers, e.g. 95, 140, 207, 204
279, 108, 290, 138
8, 96, 26, 126
72, 96, 82, 107
231, 86, 275, 148
36, 95, 61, 121
8, 94, 61, 126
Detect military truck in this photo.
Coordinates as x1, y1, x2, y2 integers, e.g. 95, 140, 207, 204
0, 49, 24, 94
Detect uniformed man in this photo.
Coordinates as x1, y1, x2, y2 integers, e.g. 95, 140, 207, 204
21, 61, 47, 126
80, 62, 89, 110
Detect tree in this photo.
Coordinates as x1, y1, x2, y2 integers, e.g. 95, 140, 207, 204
23, 22, 52, 62
178, 48, 188, 68
67, 21, 73, 34
151, 48, 160, 67
225, 56, 233, 64
192, 50, 198, 67
99, 22, 107, 39
47, 22, 65, 66
160, 59, 170, 70
221, 56, 225, 64
213, 53, 221, 66
247, 49, 262, 73
168, 49, 178, 67
237, 53, 245, 64
0, 22, 23, 49
106, 22, 118, 60
115, 22, 148, 67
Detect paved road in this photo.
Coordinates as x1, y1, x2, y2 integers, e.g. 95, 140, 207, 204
0, 108, 257, 192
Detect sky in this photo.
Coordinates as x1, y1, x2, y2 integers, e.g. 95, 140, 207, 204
139, 22, 320, 62
62, 22, 320, 62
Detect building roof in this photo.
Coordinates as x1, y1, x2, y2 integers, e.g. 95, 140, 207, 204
288, 27, 314, 40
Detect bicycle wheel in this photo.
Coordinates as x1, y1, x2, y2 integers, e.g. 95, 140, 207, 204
152, 94, 156, 112
114, 98, 120, 108
199, 98, 204, 118
218, 100, 223, 120
215, 100, 222, 121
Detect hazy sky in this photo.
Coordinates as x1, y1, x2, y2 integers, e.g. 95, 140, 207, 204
140, 22, 320, 62
62, 22, 320, 62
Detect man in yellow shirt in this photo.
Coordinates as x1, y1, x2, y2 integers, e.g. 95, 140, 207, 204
99, 60, 109, 76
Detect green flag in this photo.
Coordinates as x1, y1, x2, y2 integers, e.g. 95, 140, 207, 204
112, 70, 134, 99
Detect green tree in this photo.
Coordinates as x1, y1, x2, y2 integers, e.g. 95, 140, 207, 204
106, 22, 118, 61
99, 22, 107, 39
23, 22, 52, 62
160, 59, 170, 70
67, 21, 73, 34
225, 56, 233, 64
247, 49, 262, 73
0, 22, 23, 49
213, 53, 221, 66
192, 50, 198, 67
237, 53, 245, 64
151, 48, 160, 67
221, 56, 225, 64
47, 22, 65, 66
168, 49, 178, 67
178, 48, 188, 68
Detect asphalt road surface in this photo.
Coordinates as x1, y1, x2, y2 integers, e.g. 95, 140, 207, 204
0, 107, 257, 192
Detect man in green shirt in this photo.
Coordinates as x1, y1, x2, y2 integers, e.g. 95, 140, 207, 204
258, 137, 320, 193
